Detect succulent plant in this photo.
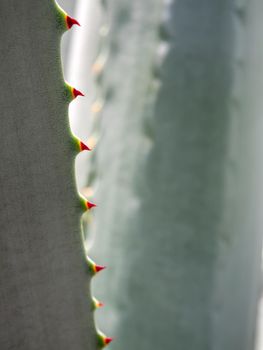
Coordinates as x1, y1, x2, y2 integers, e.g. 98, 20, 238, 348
1, 0, 263, 350
0, 1, 107, 349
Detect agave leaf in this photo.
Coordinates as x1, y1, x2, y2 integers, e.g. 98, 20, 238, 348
0, 1, 97, 349
70, 0, 263, 349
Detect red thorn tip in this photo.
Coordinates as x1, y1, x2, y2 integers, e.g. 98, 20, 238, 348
66, 15, 80, 29
80, 141, 91, 151
86, 201, 96, 209
105, 337, 113, 345
95, 265, 106, 273
72, 88, 84, 98
98, 302, 104, 307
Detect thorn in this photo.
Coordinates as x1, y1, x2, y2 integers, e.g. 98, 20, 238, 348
87, 256, 106, 275
94, 264, 106, 273
72, 87, 84, 99
98, 301, 104, 308
79, 141, 91, 151
73, 137, 91, 152
63, 84, 84, 102
92, 297, 104, 309
66, 15, 80, 29
55, 3, 80, 32
97, 332, 113, 347
79, 198, 96, 211
104, 337, 113, 345
86, 201, 97, 210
